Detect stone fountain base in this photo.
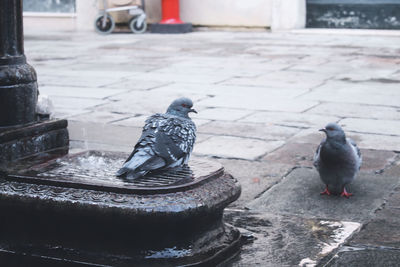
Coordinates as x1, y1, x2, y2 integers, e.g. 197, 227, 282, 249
0, 119, 69, 164
0, 151, 241, 266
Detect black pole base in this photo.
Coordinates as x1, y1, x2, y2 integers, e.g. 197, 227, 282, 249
0, 119, 69, 165
151, 23, 193, 33
0, 60, 38, 126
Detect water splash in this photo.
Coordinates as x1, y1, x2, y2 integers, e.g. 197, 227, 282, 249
145, 246, 192, 259
38, 151, 128, 186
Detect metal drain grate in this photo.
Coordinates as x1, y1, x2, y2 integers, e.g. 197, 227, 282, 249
124, 166, 194, 187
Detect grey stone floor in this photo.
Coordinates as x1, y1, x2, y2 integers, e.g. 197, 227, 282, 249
25, 28, 400, 266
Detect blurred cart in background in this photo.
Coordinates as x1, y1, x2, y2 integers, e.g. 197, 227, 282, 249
95, 0, 147, 34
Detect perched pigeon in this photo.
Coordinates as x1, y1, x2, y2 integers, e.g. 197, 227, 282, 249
313, 122, 362, 198
116, 97, 197, 180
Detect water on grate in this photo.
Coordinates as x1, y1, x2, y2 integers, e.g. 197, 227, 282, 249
23, 151, 221, 188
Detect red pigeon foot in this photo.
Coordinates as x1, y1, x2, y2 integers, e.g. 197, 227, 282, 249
340, 187, 353, 198
320, 186, 331, 196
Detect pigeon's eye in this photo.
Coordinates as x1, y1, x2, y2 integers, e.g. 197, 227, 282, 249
326, 127, 334, 131
181, 104, 187, 108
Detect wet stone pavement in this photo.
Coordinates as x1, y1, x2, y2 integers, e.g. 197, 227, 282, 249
24, 28, 400, 266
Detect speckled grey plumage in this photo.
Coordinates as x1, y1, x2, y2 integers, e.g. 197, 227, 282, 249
313, 122, 362, 196
116, 97, 197, 180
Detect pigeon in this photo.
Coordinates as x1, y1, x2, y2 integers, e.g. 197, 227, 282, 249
116, 97, 197, 180
313, 122, 362, 198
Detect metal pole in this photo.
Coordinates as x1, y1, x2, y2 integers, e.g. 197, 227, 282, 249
0, 0, 38, 127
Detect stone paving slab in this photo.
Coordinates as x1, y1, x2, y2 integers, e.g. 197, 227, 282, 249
306, 102, 400, 121
68, 111, 132, 124
39, 85, 127, 99
197, 95, 318, 113
52, 108, 89, 119
101, 79, 171, 91
352, 133, 400, 152
49, 96, 110, 113
341, 118, 400, 136
68, 120, 141, 150
389, 71, 400, 79
334, 68, 398, 82
197, 121, 299, 141
286, 128, 325, 144
220, 72, 328, 90
68, 62, 159, 73
193, 133, 213, 144
239, 111, 339, 128
324, 248, 400, 267
70, 140, 131, 153
153, 82, 309, 100
38, 74, 129, 88
219, 159, 292, 207
193, 136, 284, 160
350, 210, 400, 249
298, 80, 400, 106
349, 185, 400, 248
108, 71, 233, 85
109, 115, 157, 128
151, 64, 267, 78
262, 142, 316, 168
194, 107, 254, 121
35, 68, 135, 78
288, 62, 350, 75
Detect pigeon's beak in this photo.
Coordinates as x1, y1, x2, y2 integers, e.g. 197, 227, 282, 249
319, 128, 327, 133
189, 108, 197, 114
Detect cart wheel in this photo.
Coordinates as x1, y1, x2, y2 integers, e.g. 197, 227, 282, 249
129, 17, 147, 34
94, 14, 115, 34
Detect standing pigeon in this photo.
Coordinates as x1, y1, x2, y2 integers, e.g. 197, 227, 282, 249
313, 122, 362, 198
116, 97, 197, 180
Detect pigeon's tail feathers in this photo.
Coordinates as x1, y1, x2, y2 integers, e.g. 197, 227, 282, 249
121, 157, 165, 180
116, 152, 167, 180
116, 168, 148, 180
126, 170, 148, 180
140, 156, 166, 171
116, 167, 129, 177
115, 149, 152, 178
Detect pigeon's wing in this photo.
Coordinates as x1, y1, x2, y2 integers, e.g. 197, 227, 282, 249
152, 114, 196, 167
116, 114, 167, 178
348, 138, 362, 169
313, 139, 325, 170
122, 114, 161, 164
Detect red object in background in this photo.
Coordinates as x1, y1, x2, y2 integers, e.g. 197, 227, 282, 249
160, 0, 183, 24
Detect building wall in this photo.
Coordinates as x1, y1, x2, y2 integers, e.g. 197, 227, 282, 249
272, 0, 306, 30
24, 14, 77, 32
180, 0, 272, 27
23, 0, 306, 32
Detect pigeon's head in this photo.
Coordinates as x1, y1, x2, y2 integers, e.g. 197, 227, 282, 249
166, 97, 197, 118
319, 122, 346, 142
